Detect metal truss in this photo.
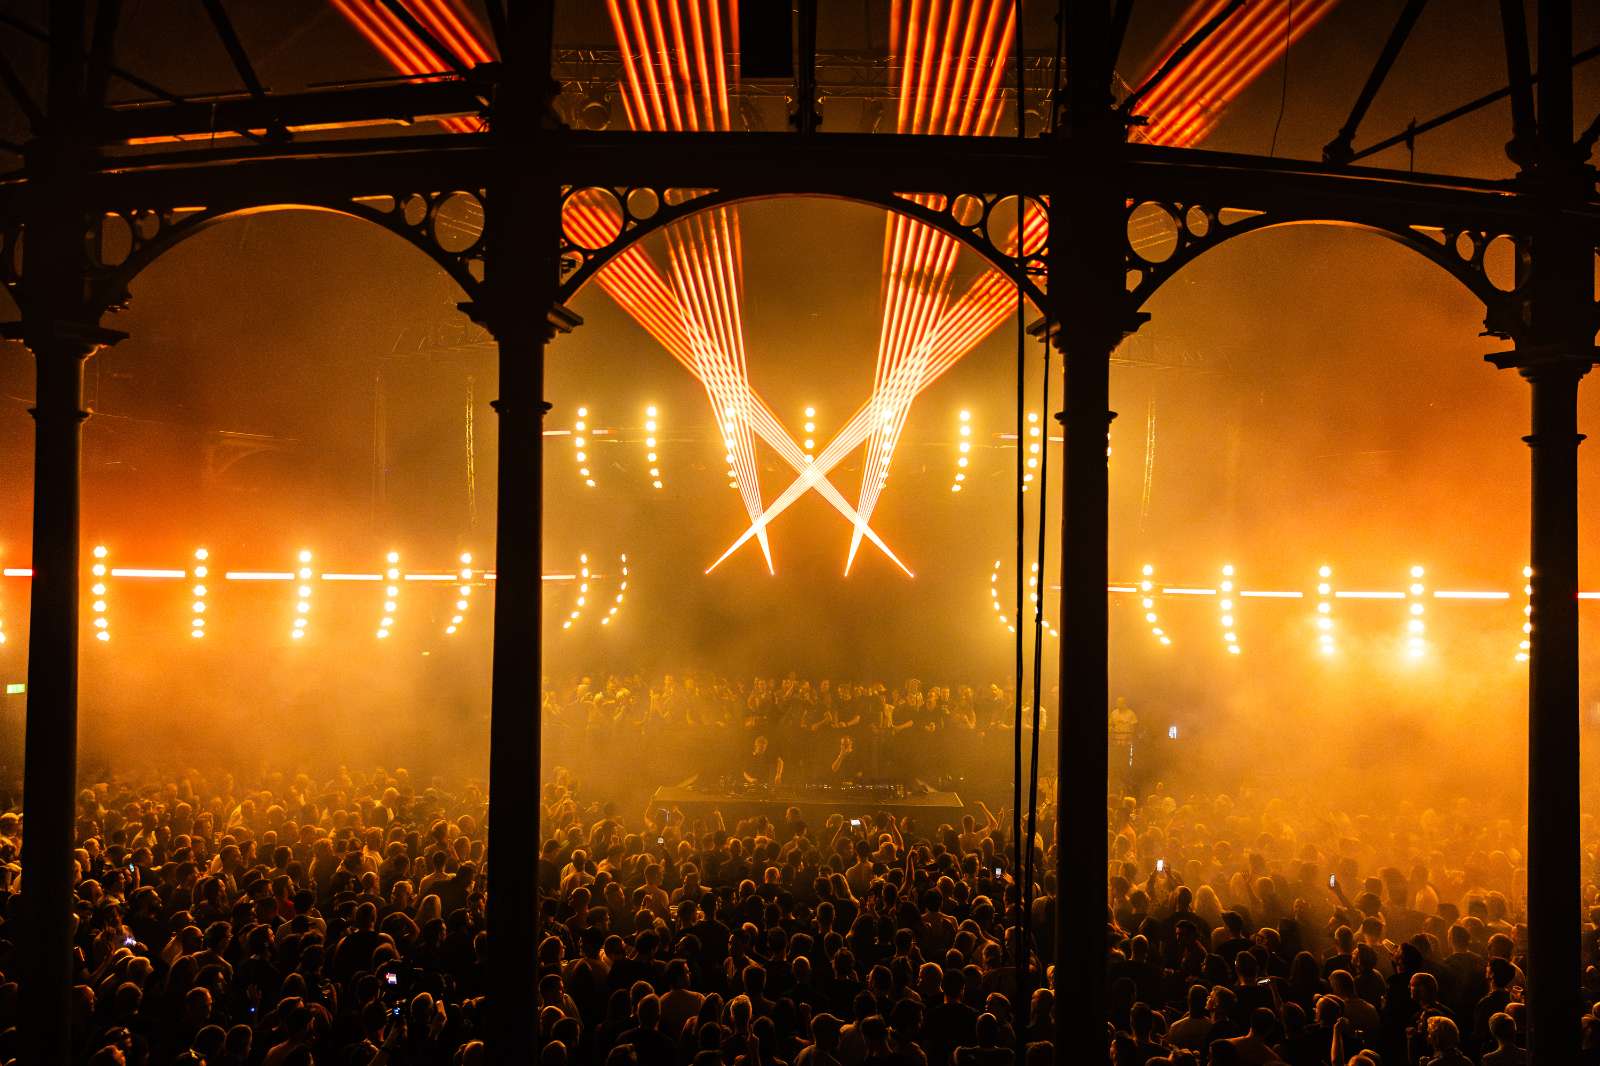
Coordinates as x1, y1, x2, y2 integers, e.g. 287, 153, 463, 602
3, 132, 1589, 335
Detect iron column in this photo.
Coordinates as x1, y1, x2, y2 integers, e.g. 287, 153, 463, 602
1508, 3, 1593, 1059
1054, 2, 1132, 1060
479, 5, 574, 1062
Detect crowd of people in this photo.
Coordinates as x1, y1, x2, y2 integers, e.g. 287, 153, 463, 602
0, 680, 1593, 1064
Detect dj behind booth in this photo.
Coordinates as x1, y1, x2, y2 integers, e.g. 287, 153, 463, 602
656, 730, 966, 823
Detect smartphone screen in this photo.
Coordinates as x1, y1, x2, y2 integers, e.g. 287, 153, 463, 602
1156, 859, 1165, 873
850, 819, 861, 827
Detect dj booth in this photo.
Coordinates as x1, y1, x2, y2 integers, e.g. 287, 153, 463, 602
650, 784, 966, 825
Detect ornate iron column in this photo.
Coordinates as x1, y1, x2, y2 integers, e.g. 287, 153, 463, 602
9, 3, 123, 1062
15, 319, 116, 1066
1053, 2, 1137, 1060
475, 6, 578, 1063
1485, 4, 1596, 1059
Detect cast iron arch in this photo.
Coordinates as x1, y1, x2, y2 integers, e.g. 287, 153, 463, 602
1123, 202, 1526, 338
3, 191, 491, 319
555, 185, 1049, 310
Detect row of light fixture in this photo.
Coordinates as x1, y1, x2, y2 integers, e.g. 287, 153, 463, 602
0, 551, 628, 644
991, 562, 1541, 663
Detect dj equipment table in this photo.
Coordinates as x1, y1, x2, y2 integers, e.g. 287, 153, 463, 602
650, 785, 966, 823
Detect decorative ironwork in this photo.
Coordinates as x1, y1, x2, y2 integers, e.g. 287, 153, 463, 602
55, 190, 489, 317
555, 183, 1048, 308
1123, 199, 1526, 338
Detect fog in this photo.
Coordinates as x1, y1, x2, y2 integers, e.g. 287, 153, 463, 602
0, 2, 1596, 836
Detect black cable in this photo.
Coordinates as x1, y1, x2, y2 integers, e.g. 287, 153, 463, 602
1010, 3, 1027, 1055
1269, 0, 1292, 157
1023, 331, 1050, 997
1021, 0, 1067, 1023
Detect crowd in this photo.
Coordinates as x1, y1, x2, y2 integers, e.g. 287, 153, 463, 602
0, 683, 1593, 1064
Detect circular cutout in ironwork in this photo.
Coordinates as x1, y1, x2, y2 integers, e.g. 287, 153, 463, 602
985, 195, 1046, 258
432, 191, 484, 254
1453, 230, 1477, 262
1482, 234, 1520, 292
401, 194, 428, 228
950, 194, 984, 228
1184, 205, 1211, 238
1127, 202, 1178, 263
95, 213, 133, 267
626, 187, 660, 221
562, 187, 624, 251
132, 210, 161, 241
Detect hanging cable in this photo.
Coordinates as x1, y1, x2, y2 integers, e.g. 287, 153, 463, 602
1023, 328, 1051, 994
1010, 0, 1027, 1028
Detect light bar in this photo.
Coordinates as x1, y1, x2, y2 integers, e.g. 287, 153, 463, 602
573, 408, 596, 488
602, 553, 630, 627
1518, 565, 1533, 662
323, 573, 383, 582
951, 409, 971, 493
90, 545, 110, 642
563, 553, 592, 631
403, 573, 457, 582
291, 550, 313, 641
110, 568, 185, 579
644, 405, 664, 491
225, 572, 294, 581
374, 553, 400, 640
190, 548, 208, 639
1316, 565, 1336, 655
989, 560, 1015, 635
1406, 565, 1426, 658
1240, 590, 1303, 598
1219, 565, 1240, 655
1139, 564, 1170, 646
447, 551, 474, 635
2, 568, 32, 578
1108, 585, 1138, 593
1162, 587, 1216, 596
1334, 591, 1406, 600
1433, 590, 1511, 600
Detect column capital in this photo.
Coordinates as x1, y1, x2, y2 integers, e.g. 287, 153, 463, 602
1027, 311, 1149, 351
1, 319, 126, 356
457, 300, 583, 342
1056, 406, 1120, 422
490, 399, 553, 417
1484, 343, 1598, 380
